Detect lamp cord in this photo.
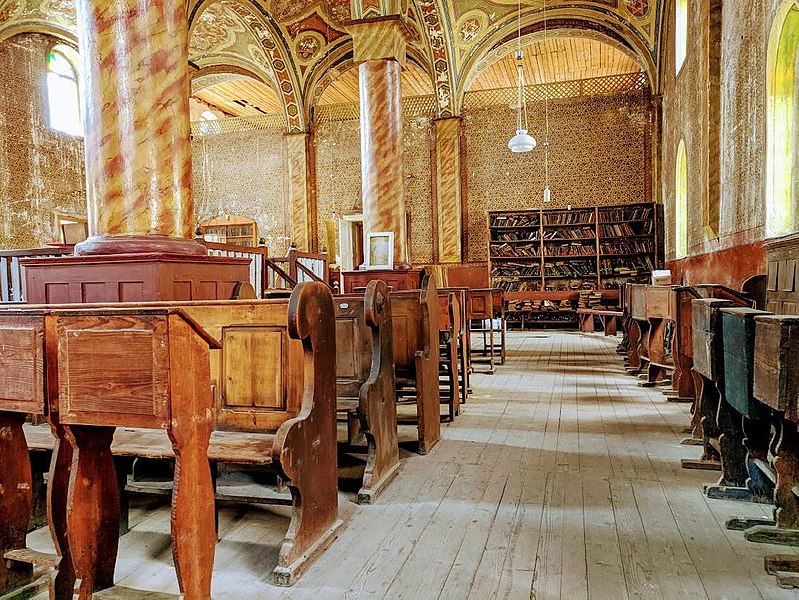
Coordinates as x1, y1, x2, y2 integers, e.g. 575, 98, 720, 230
543, 0, 550, 189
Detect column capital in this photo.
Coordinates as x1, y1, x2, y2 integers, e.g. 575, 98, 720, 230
344, 15, 410, 66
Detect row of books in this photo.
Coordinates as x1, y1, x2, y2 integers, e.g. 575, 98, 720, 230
490, 214, 539, 228
491, 243, 539, 258
494, 280, 542, 292
544, 227, 596, 240
546, 280, 599, 292
492, 265, 541, 277
491, 231, 539, 242
598, 206, 653, 223
600, 240, 653, 255
542, 211, 596, 226
599, 221, 654, 237
544, 261, 596, 277
545, 242, 596, 257
600, 256, 655, 274
506, 299, 575, 313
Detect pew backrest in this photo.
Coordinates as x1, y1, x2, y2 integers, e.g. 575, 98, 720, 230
390, 277, 439, 377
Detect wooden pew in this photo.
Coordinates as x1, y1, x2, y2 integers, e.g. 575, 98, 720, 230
4, 283, 342, 594
685, 297, 749, 473
334, 281, 401, 504
705, 306, 775, 504
390, 277, 442, 454
437, 289, 463, 421
741, 315, 799, 586
441, 287, 472, 394
625, 284, 649, 374
0, 310, 75, 599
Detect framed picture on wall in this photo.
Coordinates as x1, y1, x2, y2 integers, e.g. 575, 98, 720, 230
365, 232, 394, 270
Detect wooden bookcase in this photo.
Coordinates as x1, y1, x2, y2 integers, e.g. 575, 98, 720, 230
197, 215, 258, 247
489, 202, 663, 328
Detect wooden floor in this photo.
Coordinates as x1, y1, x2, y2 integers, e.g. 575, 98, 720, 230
28, 331, 799, 599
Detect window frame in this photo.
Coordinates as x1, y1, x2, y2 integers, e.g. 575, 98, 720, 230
45, 44, 83, 138
675, 0, 688, 75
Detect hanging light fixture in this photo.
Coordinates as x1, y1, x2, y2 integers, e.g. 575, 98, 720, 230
542, 0, 552, 202
508, 0, 536, 153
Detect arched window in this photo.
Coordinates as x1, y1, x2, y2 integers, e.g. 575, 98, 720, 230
46, 45, 82, 137
675, 0, 688, 74
676, 141, 688, 259
766, 2, 799, 238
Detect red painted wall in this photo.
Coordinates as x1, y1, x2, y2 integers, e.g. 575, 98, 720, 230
667, 240, 766, 290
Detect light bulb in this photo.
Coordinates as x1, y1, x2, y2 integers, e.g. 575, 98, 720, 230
543, 186, 552, 203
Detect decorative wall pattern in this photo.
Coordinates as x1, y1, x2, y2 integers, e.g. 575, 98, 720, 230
464, 90, 652, 262
314, 113, 434, 264
0, 33, 86, 249
191, 128, 291, 256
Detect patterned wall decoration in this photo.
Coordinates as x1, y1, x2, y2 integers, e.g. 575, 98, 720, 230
417, 0, 455, 117
464, 90, 652, 262
0, 32, 86, 249
314, 113, 434, 264
191, 127, 292, 256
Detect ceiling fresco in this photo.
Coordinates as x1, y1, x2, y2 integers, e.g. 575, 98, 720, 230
0, 0, 664, 127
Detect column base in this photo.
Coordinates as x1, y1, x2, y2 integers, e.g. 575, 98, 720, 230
74, 235, 207, 257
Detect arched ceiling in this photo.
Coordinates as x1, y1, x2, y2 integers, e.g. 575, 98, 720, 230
193, 74, 283, 116
0, 0, 664, 125
317, 61, 434, 105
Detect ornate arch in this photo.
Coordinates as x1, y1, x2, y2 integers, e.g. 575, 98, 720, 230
456, 9, 657, 110
0, 0, 77, 46
189, 0, 306, 132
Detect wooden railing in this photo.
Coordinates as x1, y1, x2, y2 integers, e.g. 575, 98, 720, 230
0, 247, 73, 303
201, 242, 271, 297
267, 247, 329, 290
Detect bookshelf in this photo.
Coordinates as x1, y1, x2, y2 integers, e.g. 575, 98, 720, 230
489, 203, 663, 329
197, 215, 258, 247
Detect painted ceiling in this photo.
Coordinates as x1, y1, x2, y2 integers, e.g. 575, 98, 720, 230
0, 0, 663, 129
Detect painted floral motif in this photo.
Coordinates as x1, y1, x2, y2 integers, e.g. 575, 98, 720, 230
623, 0, 650, 18
459, 17, 481, 43
0, 1, 21, 27
297, 34, 320, 60
40, 0, 74, 25
190, 5, 243, 54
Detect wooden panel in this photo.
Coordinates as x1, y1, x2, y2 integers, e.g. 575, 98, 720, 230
0, 322, 45, 415
753, 316, 799, 417
721, 308, 771, 419
57, 316, 169, 429
629, 284, 647, 320
317, 63, 433, 106
222, 327, 285, 410
194, 77, 283, 117
645, 286, 673, 320
779, 259, 797, 293
335, 319, 359, 380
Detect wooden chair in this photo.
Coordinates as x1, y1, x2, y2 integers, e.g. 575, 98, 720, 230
467, 289, 499, 374
334, 281, 401, 504
441, 287, 472, 396
390, 277, 441, 454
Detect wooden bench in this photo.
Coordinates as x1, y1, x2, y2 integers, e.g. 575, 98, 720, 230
390, 277, 442, 454
334, 281, 401, 504
577, 308, 622, 336
437, 288, 463, 421
441, 286, 472, 396
1, 283, 342, 596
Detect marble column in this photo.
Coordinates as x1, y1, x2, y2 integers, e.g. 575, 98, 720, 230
284, 132, 316, 252
433, 117, 464, 263
359, 58, 408, 267
74, 0, 204, 256
349, 16, 410, 269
